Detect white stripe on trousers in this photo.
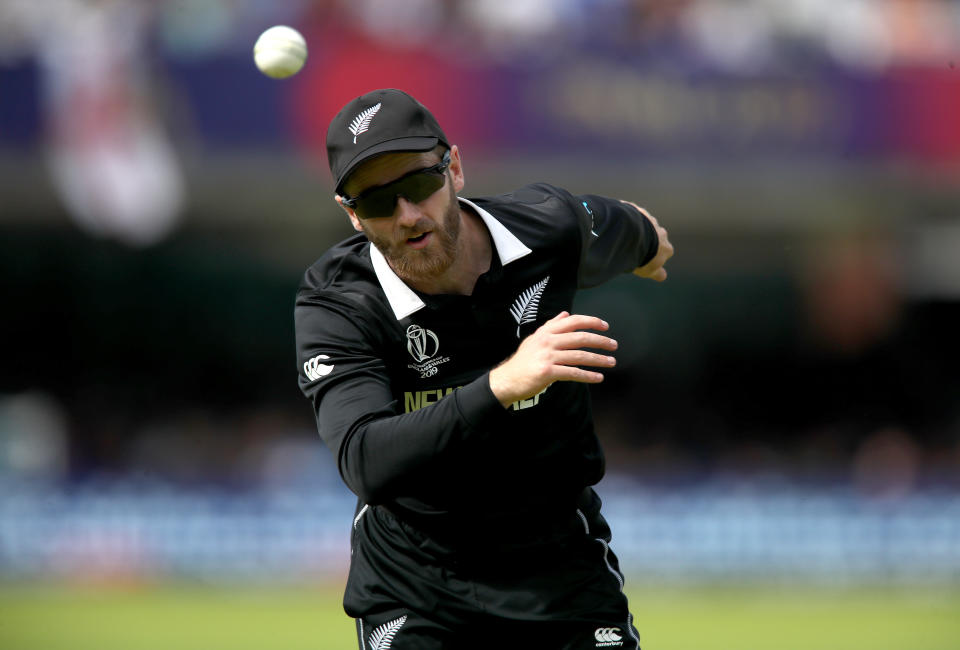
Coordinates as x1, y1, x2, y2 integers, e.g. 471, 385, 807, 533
577, 508, 641, 649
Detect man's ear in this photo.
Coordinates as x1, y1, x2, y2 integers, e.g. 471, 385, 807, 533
448, 145, 465, 193
335, 195, 364, 232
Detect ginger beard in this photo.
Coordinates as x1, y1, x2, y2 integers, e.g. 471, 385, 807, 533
361, 182, 461, 284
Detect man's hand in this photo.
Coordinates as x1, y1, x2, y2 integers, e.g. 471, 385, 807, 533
488, 312, 617, 408
622, 201, 674, 282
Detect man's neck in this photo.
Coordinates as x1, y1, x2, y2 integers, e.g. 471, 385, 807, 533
403, 206, 492, 296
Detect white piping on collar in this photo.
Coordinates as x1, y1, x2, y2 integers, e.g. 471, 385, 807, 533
369, 244, 424, 321
370, 197, 533, 320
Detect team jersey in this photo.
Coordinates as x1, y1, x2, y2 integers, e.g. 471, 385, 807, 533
295, 183, 658, 549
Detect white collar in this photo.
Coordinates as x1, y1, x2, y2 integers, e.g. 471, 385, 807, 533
370, 197, 533, 320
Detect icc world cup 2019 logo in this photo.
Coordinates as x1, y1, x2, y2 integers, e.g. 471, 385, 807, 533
405, 324, 449, 379
406, 324, 439, 362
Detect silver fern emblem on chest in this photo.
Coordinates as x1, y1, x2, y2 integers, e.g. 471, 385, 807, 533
368, 615, 407, 650
349, 102, 382, 144
510, 276, 550, 337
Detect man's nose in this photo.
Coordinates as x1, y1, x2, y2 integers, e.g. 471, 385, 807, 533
394, 196, 422, 226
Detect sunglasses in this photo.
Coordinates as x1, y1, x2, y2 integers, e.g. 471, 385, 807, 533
341, 150, 452, 220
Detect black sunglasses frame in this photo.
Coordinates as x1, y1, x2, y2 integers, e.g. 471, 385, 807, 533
340, 150, 452, 219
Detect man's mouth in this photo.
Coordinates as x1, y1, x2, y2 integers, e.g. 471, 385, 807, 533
406, 232, 432, 248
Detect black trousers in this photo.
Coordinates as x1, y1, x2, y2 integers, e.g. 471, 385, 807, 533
346, 492, 641, 650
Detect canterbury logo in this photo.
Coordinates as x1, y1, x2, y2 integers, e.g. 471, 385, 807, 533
368, 615, 407, 650
406, 324, 439, 362
349, 102, 382, 144
303, 354, 334, 381
509, 276, 549, 337
595, 627, 624, 646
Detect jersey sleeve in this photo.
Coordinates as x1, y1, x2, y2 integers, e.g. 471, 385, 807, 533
572, 193, 659, 289
295, 292, 503, 505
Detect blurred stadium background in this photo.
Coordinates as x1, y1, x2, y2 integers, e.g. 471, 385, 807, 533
1, 1, 959, 648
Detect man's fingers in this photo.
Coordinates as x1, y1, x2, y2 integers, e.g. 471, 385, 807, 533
633, 260, 669, 281
552, 331, 618, 351
550, 365, 605, 384
544, 313, 609, 334
659, 237, 675, 263
552, 350, 617, 368
625, 204, 674, 283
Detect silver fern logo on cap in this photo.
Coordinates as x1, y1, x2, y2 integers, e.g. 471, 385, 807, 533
348, 102, 382, 144
510, 276, 550, 337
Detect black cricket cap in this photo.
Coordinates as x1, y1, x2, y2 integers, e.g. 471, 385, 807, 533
326, 89, 449, 194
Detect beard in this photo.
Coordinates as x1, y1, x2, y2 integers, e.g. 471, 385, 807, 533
364, 183, 461, 284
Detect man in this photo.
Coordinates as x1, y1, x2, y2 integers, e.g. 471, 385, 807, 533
295, 88, 673, 650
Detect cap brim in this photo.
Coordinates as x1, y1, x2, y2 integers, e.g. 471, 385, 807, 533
335, 136, 441, 192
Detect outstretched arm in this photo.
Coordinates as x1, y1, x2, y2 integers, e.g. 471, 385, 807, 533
573, 190, 673, 288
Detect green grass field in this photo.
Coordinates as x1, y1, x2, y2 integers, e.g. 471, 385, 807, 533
1, 581, 958, 649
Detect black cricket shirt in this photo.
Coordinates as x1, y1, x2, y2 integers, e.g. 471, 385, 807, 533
295, 183, 658, 547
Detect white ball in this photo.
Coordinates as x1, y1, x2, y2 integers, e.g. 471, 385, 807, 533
253, 25, 307, 79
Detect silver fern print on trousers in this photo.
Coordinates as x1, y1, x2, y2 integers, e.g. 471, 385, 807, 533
367, 615, 407, 650
510, 276, 550, 337
349, 102, 382, 144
